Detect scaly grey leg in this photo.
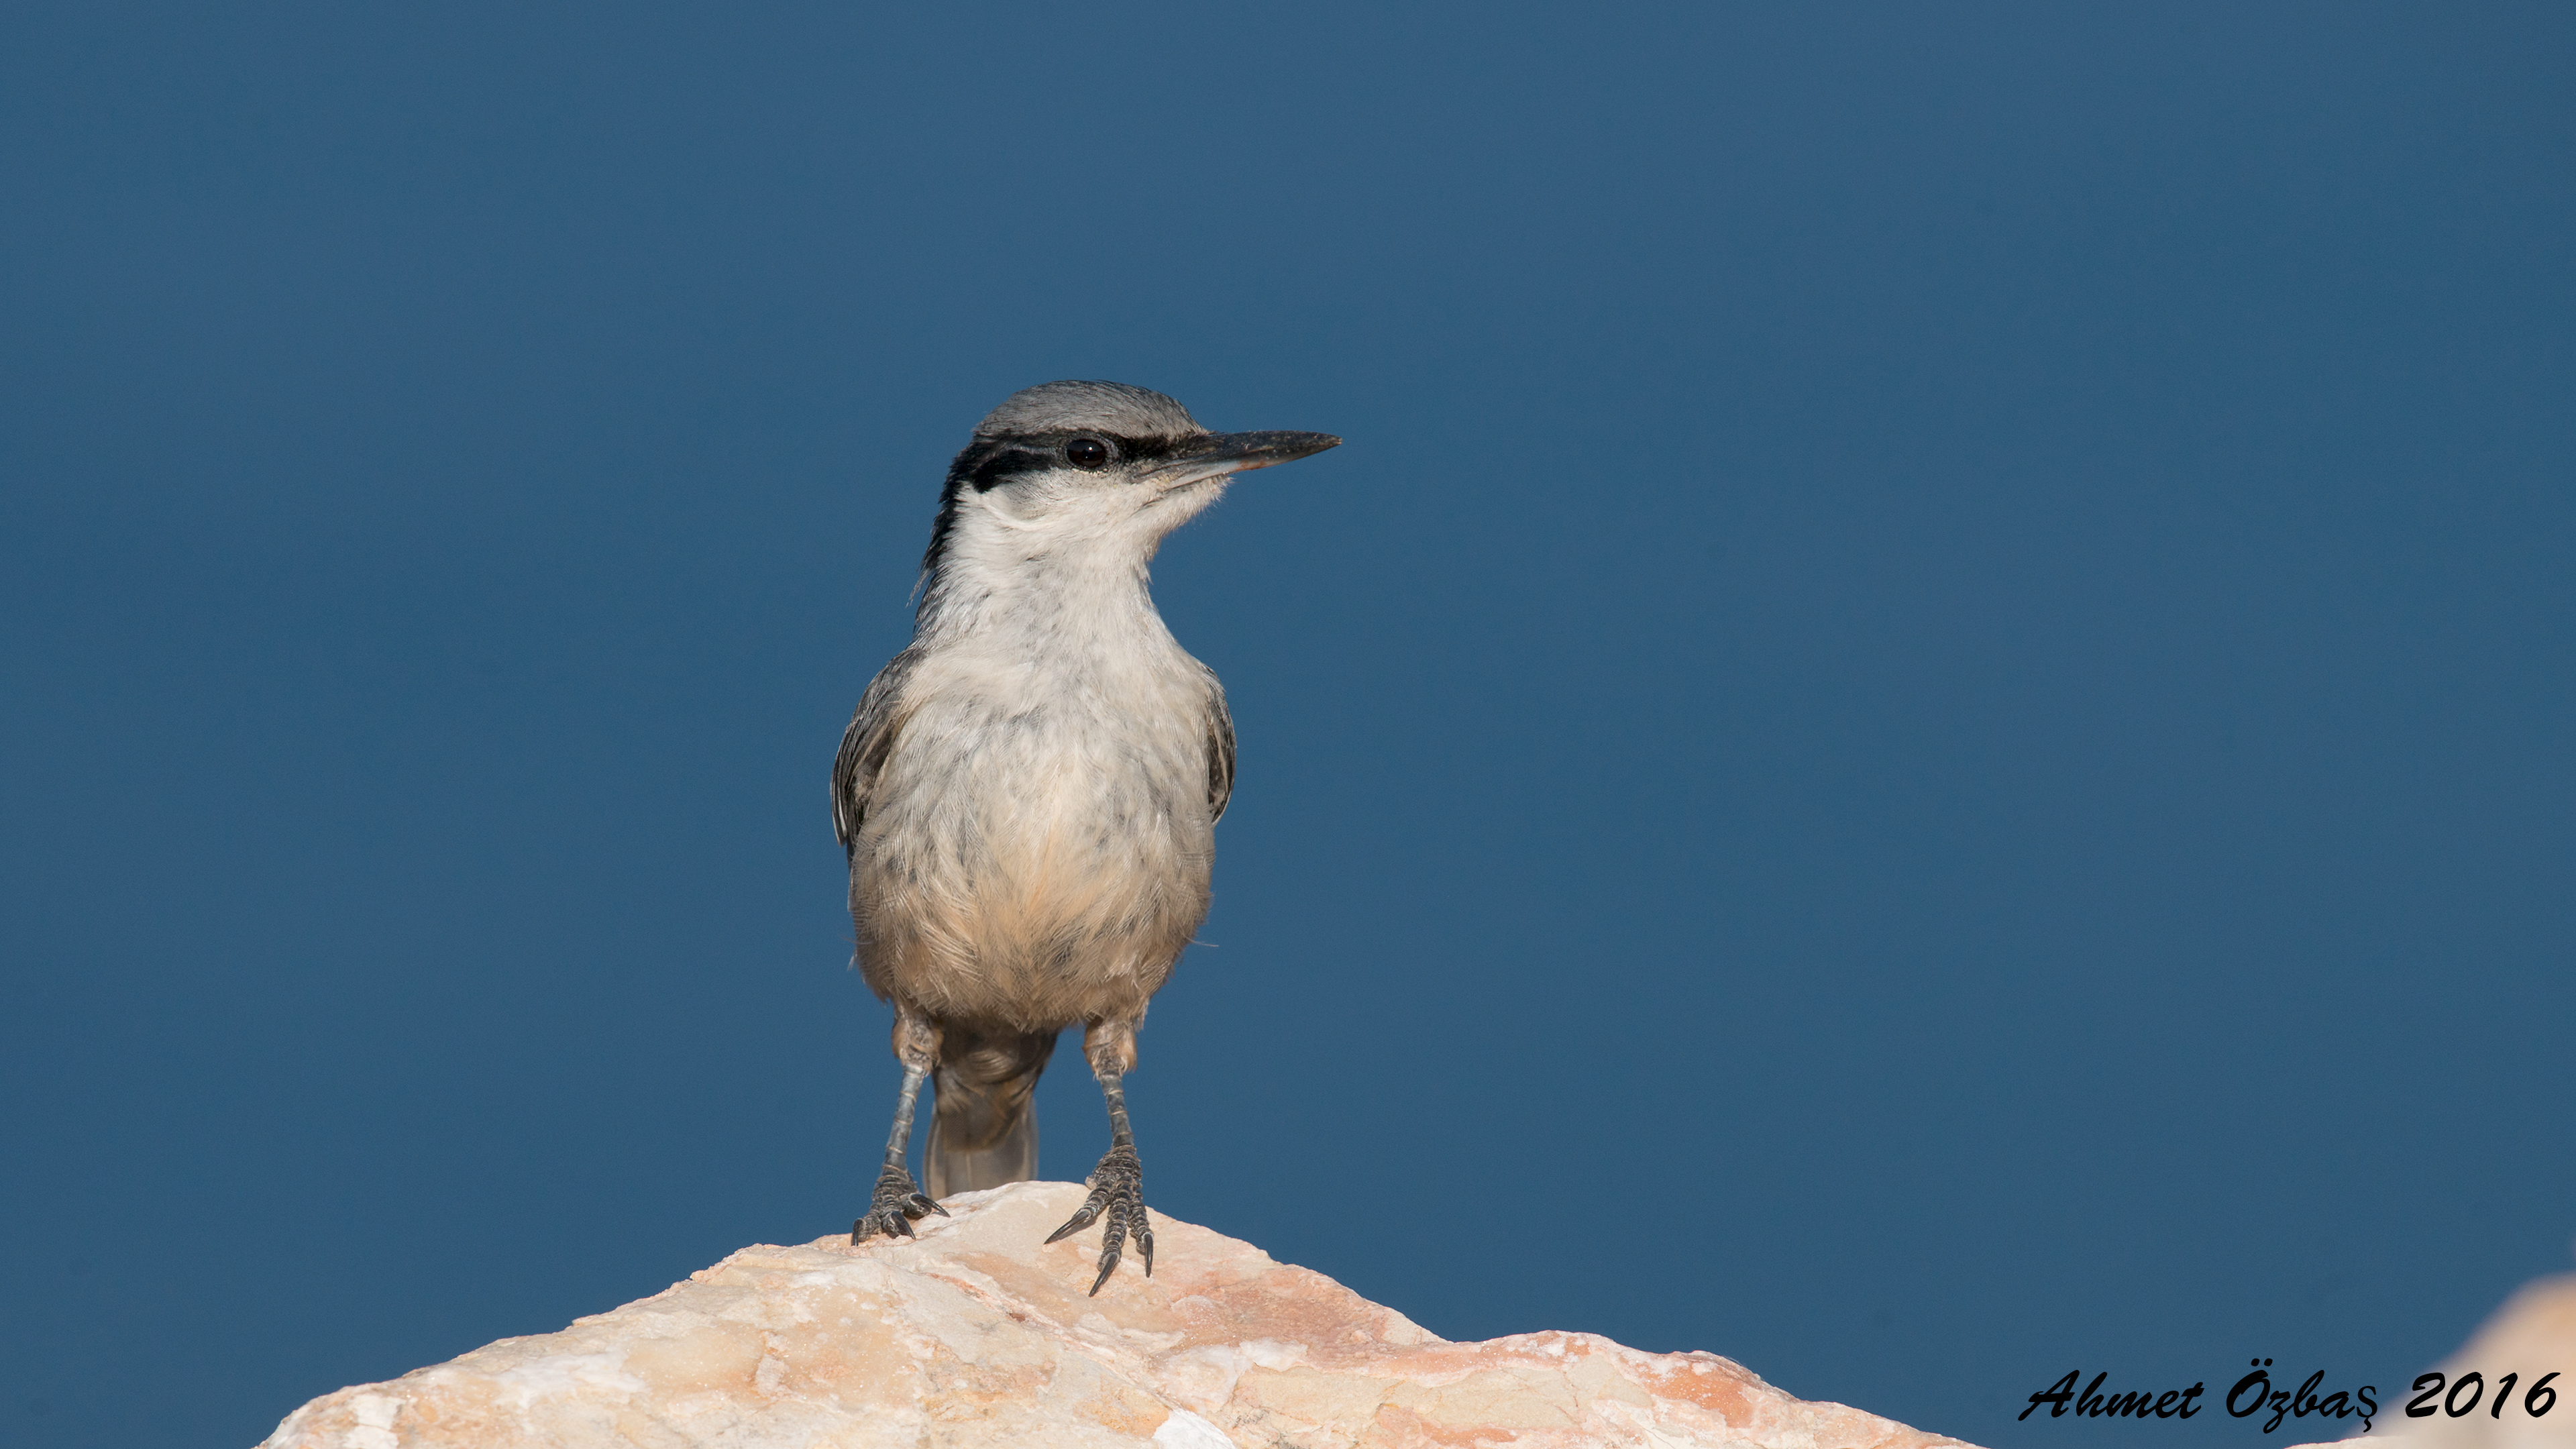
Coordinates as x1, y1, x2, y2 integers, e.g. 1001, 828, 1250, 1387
853, 1010, 948, 1243
1046, 1019, 1152, 1294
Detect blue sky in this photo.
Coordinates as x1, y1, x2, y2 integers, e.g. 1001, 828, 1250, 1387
2, 4, 2571, 1445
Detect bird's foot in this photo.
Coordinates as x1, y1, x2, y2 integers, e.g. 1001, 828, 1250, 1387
851, 1163, 947, 1244
1045, 1143, 1150, 1295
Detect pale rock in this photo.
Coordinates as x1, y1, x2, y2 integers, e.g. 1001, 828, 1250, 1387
2292, 1275, 2576, 1449
259, 1180, 1972, 1449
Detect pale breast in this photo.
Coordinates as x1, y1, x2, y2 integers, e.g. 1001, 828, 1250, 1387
851, 642, 1218, 1027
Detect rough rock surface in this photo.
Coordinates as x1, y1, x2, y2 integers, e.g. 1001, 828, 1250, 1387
260, 1180, 1971, 1449
2296, 1274, 2576, 1449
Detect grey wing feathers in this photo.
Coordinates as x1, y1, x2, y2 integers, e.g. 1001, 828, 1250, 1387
1204, 676, 1236, 823
833, 651, 919, 857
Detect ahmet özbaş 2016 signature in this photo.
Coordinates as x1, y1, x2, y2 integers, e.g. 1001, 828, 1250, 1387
2020, 1360, 2561, 1432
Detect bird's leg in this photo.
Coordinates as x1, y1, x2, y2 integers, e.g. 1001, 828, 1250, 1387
853, 1009, 949, 1244
1045, 1018, 1152, 1295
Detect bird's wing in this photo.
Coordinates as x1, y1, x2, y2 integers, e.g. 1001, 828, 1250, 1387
833, 650, 919, 858
1203, 674, 1237, 823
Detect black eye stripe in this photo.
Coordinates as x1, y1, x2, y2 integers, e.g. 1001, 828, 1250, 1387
950, 431, 1193, 492
923, 430, 1203, 580
966, 447, 1053, 491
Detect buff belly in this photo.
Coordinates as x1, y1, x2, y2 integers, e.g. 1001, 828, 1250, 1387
849, 711, 1214, 1031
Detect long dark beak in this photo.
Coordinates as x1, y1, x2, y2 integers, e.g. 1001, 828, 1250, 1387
1142, 430, 1340, 490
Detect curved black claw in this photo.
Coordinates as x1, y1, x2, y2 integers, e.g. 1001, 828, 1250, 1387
1044, 1144, 1152, 1295
851, 1163, 947, 1244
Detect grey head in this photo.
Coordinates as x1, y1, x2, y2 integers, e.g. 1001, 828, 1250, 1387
972, 380, 1203, 439
918, 380, 1338, 588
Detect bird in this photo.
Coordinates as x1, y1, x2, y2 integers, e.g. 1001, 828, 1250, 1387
835, 380, 1339, 1294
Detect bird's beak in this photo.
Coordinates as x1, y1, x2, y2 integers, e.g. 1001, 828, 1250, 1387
1142, 431, 1341, 490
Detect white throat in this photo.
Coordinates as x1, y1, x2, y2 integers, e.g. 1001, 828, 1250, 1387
914, 476, 1229, 659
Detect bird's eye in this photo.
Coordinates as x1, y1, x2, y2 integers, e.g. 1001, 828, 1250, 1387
1066, 438, 1110, 469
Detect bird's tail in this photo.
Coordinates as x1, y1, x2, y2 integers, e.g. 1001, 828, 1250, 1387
923, 1026, 1057, 1199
